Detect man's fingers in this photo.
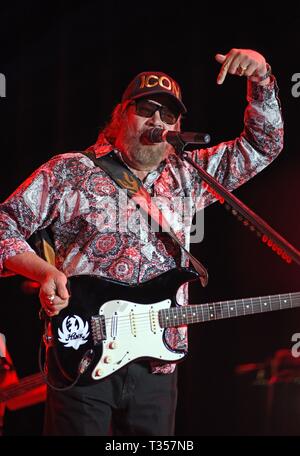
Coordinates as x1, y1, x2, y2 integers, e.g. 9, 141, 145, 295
215, 53, 226, 64
40, 274, 69, 301
56, 280, 69, 300
39, 274, 70, 316
217, 54, 235, 85
216, 49, 267, 84
229, 55, 248, 75
40, 280, 56, 298
41, 295, 69, 316
243, 62, 257, 78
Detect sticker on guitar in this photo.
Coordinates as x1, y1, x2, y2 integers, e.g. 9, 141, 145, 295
58, 315, 89, 350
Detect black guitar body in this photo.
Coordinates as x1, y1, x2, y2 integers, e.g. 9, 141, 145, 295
46, 267, 199, 386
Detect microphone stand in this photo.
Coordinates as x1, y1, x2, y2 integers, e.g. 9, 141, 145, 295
171, 137, 300, 267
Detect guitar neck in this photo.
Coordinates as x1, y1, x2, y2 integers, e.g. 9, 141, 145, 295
0, 372, 45, 403
159, 292, 300, 328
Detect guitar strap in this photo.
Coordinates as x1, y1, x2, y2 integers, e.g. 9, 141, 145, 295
28, 229, 56, 266
29, 150, 208, 286
85, 150, 208, 287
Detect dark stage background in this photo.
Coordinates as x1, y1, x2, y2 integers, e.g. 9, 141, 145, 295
0, 2, 300, 436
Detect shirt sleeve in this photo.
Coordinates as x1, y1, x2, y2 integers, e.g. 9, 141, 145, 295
191, 76, 284, 211
0, 157, 64, 277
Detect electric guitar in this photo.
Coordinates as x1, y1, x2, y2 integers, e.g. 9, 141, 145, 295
46, 268, 300, 386
0, 372, 46, 408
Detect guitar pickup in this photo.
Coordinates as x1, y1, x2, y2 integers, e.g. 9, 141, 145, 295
91, 315, 107, 345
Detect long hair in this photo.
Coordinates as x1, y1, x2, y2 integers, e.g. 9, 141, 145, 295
92, 100, 131, 149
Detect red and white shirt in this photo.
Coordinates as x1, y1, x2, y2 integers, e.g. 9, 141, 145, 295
0, 78, 284, 373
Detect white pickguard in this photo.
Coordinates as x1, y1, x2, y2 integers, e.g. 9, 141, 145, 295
91, 299, 184, 380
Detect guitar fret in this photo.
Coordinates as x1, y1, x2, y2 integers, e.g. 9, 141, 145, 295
196, 305, 203, 322
261, 296, 270, 312
289, 293, 293, 308
221, 301, 229, 319
285, 295, 290, 308
271, 297, 280, 311
219, 302, 224, 319
227, 301, 230, 319
229, 300, 237, 317
0, 373, 44, 403
158, 292, 300, 329
208, 303, 215, 320
244, 298, 252, 315
251, 298, 260, 314
189, 305, 199, 324
241, 298, 245, 316
186, 306, 191, 324
237, 298, 244, 316
215, 302, 222, 320
280, 295, 289, 309
259, 297, 263, 313
269, 298, 273, 311
203, 304, 210, 321
199, 304, 204, 323
188, 306, 194, 324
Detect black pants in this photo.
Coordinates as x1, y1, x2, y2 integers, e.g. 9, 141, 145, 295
44, 361, 178, 436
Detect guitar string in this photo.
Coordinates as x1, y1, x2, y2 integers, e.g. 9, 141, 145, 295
92, 295, 300, 326
1, 383, 45, 401
3, 298, 296, 395
1, 373, 43, 391
88, 303, 300, 335
105, 302, 300, 329
0, 375, 45, 401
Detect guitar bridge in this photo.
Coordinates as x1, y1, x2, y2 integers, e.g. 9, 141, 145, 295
91, 315, 107, 345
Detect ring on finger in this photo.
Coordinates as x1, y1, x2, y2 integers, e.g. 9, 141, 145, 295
237, 65, 247, 75
47, 295, 55, 302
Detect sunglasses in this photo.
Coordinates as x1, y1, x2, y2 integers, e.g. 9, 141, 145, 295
133, 99, 179, 125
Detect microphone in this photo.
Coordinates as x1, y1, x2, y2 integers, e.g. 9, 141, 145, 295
140, 127, 211, 147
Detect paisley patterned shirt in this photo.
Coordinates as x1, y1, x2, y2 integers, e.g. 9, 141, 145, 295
0, 77, 283, 374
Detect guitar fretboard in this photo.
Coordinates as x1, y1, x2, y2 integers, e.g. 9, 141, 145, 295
0, 372, 44, 403
158, 292, 300, 328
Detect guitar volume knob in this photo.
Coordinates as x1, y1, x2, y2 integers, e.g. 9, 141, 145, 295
104, 356, 112, 364
109, 341, 117, 349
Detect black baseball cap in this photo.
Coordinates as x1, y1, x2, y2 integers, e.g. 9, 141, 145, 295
122, 71, 187, 114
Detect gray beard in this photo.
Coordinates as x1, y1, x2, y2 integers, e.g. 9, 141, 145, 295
120, 129, 173, 169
